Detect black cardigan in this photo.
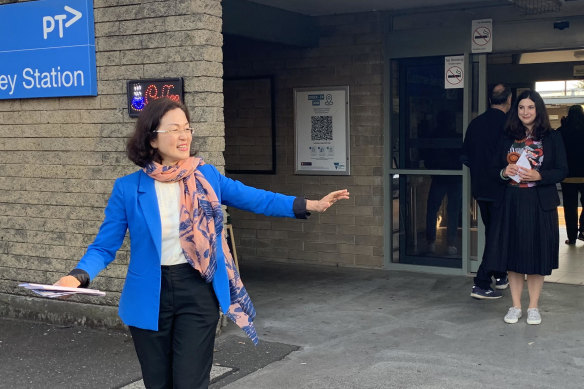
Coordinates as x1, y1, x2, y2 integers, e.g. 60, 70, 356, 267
559, 124, 584, 178
462, 108, 507, 201
490, 130, 568, 210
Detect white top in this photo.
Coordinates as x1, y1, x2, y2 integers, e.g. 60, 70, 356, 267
154, 181, 188, 266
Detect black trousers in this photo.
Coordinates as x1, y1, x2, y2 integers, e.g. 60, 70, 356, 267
474, 200, 507, 289
129, 263, 220, 389
560, 182, 584, 242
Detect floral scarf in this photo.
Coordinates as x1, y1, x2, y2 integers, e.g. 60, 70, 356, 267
144, 157, 257, 344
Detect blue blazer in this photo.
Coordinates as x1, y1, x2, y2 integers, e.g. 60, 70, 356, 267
76, 164, 297, 331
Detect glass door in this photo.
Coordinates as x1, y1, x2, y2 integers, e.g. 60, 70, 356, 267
389, 56, 474, 268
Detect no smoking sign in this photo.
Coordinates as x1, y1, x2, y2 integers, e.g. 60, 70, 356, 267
473, 26, 491, 46
444, 56, 464, 89
471, 19, 493, 53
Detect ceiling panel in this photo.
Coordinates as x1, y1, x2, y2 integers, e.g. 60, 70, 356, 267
248, 0, 500, 16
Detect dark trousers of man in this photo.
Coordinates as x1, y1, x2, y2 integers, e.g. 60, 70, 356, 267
560, 182, 584, 242
426, 176, 462, 246
129, 263, 220, 389
474, 200, 507, 289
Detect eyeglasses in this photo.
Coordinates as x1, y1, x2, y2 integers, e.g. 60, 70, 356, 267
154, 127, 194, 136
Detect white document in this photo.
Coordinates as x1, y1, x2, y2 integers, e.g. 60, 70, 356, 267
509, 150, 531, 183
19, 283, 105, 298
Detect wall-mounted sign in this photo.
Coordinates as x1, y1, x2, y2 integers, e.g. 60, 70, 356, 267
127, 78, 184, 117
574, 65, 584, 77
0, 0, 97, 100
294, 86, 350, 175
445, 56, 464, 89
471, 19, 493, 53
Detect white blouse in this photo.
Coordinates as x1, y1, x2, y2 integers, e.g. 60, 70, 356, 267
154, 181, 188, 266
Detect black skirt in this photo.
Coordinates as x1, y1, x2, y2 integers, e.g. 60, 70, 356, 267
483, 186, 559, 275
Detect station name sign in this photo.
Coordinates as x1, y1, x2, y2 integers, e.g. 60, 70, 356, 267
127, 78, 184, 117
0, 0, 97, 100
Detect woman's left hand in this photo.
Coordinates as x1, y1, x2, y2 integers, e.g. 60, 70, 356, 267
307, 189, 350, 213
518, 166, 541, 182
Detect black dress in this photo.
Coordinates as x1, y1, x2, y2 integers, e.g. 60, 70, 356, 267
484, 131, 568, 276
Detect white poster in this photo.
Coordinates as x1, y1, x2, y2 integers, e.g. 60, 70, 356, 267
444, 56, 464, 89
471, 19, 493, 53
294, 86, 350, 175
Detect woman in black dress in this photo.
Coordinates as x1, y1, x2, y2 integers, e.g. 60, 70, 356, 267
485, 90, 567, 325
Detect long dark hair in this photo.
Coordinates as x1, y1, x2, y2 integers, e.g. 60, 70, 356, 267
505, 89, 551, 141
126, 98, 191, 167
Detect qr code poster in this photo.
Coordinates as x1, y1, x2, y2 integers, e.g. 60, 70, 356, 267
294, 86, 350, 175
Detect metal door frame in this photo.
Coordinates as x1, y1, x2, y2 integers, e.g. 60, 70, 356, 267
383, 52, 476, 275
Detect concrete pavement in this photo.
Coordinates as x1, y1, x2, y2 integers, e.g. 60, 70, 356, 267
3, 260, 584, 388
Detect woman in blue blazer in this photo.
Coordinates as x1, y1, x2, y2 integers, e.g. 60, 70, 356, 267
56, 98, 349, 388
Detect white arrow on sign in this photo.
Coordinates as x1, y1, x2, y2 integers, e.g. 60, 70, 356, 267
64, 6, 82, 28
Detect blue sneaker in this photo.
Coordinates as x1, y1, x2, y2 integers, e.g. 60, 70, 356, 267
470, 285, 502, 300
495, 276, 509, 290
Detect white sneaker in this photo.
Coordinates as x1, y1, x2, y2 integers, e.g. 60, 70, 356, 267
504, 307, 522, 324
527, 308, 542, 325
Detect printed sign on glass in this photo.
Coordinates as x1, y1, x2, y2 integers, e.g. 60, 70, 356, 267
444, 56, 464, 90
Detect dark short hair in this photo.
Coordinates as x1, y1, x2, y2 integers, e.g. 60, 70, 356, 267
568, 104, 584, 117
126, 98, 191, 167
505, 89, 551, 140
488, 83, 511, 106
565, 104, 584, 129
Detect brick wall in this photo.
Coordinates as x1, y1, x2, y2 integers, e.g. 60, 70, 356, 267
224, 77, 274, 172
0, 0, 224, 309
224, 13, 385, 269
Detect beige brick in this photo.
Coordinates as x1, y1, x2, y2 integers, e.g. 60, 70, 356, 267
141, 30, 221, 49
183, 77, 223, 92
193, 136, 224, 152
355, 255, 384, 268
317, 252, 356, 266
185, 92, 224, 108
164, 14, 222, 32
355, 235, 383, 247
143, 62, 222, 78
100, 65, 144, 81
2, 191, 108, 208
98, 80, 126, 95
335, 205, 373, 216
0, 100, 22, 112
119, 18, 166, 35
9, 242, 84, 261
94, 21, 121, 37
96, 35, 142, 51
188, 0, 222, 17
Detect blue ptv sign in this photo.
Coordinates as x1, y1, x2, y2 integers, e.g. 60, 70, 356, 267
0, 0, 97, 99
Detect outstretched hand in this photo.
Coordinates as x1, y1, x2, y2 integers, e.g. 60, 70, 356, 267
54, 275, 81, 288
307, 189, 350, 213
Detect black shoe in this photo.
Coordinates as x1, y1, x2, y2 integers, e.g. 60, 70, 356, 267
495, 276, 509, 290
470, 285, 502, 300
566, 239, 576, 245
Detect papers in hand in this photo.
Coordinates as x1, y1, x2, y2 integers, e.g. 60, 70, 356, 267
19, 283, 105, 298
509, 150, 531, 183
